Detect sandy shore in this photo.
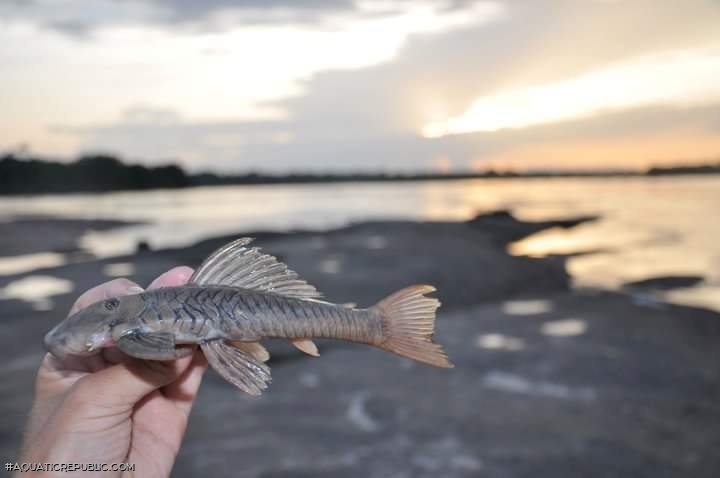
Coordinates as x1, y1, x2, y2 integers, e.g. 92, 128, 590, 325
0, 213, 718, 477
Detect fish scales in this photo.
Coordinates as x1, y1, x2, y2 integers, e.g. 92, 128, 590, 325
140, 287, 370, 343
231, 288, 380, 343
44, 237, 453, 395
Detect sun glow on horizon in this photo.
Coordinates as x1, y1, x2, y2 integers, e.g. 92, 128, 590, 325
422, 47, 720, 138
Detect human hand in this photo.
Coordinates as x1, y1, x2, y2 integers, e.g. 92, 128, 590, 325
18, 267, 207, 478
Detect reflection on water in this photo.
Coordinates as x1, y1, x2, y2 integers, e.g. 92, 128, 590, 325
366, 235, 388, 250
0, 275, 74, 310
541, 319, 587, 337
475, 334, 525, 351
482, 371, 596, 401
664, 285, 720, 312
0, 176, 718, 310
318, 257, 342, 275
501, 299, 554, 316
0, 252, 66, 276
509, 226, 606, 257
102, 262, 135, 277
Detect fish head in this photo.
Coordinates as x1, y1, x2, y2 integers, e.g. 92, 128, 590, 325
44, 294, 144, 359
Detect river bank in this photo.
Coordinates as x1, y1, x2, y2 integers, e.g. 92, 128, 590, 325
0, 212, 718, 477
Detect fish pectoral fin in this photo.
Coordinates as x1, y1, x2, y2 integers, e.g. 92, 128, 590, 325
202, 340, 272, 395
231, 341, 270, 362
292, 338, 319, 357
117, 331, 190, 360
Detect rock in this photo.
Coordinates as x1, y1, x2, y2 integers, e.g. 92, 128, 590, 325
170, 291, 720, 478
1, 215, 718, 477
136, 240, 152, 253
468, 210, 597, 245
623, 275, 705, 291
0, 216, 136, 256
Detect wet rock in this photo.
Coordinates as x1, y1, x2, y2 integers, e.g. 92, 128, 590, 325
467, 210, 597, 245
623, 275, 704, 291
136, 240, 152, 253
1, 216, 718, 477
0, 216, 136, 256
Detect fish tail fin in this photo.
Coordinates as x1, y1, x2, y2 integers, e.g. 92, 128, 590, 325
371, 285, 454, 368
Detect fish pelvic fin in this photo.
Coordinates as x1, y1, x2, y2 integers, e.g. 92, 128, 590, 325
202, 340, 272, 395
372, 285, 454, 369
231, 341, 271, 362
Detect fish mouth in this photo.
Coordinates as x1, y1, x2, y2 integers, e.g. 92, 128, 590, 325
85, 340, 115, 353
43, 340, 91, 360
86, 333, 116, 352
43, 329, 103, 359
43, 330, 67, 358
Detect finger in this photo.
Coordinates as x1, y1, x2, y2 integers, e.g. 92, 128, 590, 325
70, 354, 195, 410
49, 349, 106, 374
100, 346, 128, 365
69, 278, 143, 315
148, 266, 194, 290
162, 350, 208, 414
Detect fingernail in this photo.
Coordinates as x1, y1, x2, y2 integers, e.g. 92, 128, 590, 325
128, 286, 144, 293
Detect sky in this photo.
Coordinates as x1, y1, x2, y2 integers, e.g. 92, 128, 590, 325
1, 0, 719, 172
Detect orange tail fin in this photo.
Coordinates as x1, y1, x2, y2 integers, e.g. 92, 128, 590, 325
372, 285, 453, 368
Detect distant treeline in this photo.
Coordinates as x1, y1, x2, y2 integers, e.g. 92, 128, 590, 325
0, 154, 188, 194
647, 163, 720, 175
1, 153, 719, 195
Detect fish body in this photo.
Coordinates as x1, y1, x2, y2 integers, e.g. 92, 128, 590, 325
44, 238, 453, 395
129, 286, 383, 345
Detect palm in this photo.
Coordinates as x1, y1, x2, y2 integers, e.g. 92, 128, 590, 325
131, 391, 187, 473
128, 355, 205, 476
21, 267, 206, 478
31, 348, 205, 476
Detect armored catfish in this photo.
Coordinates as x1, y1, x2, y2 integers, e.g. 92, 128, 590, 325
44, 238, 453, 395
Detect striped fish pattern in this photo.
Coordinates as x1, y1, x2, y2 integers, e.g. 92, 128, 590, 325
44, 238, 453, 395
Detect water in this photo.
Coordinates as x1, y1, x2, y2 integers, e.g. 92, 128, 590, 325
0, 176, 718, 310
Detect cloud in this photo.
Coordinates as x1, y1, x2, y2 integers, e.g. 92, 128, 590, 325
12, 0, 720, 171
120, 107, 183, 124
423, 46, 720, 136
65, 103, 720, 171
0, 0, 448, 36
273, 0, 720, 137
44, 19, 94, 38
144, 0, 357, 22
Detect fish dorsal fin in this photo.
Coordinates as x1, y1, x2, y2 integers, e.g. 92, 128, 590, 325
202, 340, 272, 395
190, 237, 322, 300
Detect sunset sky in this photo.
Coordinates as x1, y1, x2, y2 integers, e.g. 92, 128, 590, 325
1, 0, 719, 172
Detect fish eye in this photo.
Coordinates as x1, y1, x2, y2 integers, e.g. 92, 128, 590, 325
104, 298, 120, 311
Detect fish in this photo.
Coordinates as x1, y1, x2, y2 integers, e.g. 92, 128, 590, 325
44, 238, 453, 395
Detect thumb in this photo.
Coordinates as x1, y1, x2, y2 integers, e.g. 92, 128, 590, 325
69, 354, 195, 411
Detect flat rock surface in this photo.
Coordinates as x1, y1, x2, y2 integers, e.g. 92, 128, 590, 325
174, 291, 720, 478
0, 216, 135, 256
0, 214, 718, 477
